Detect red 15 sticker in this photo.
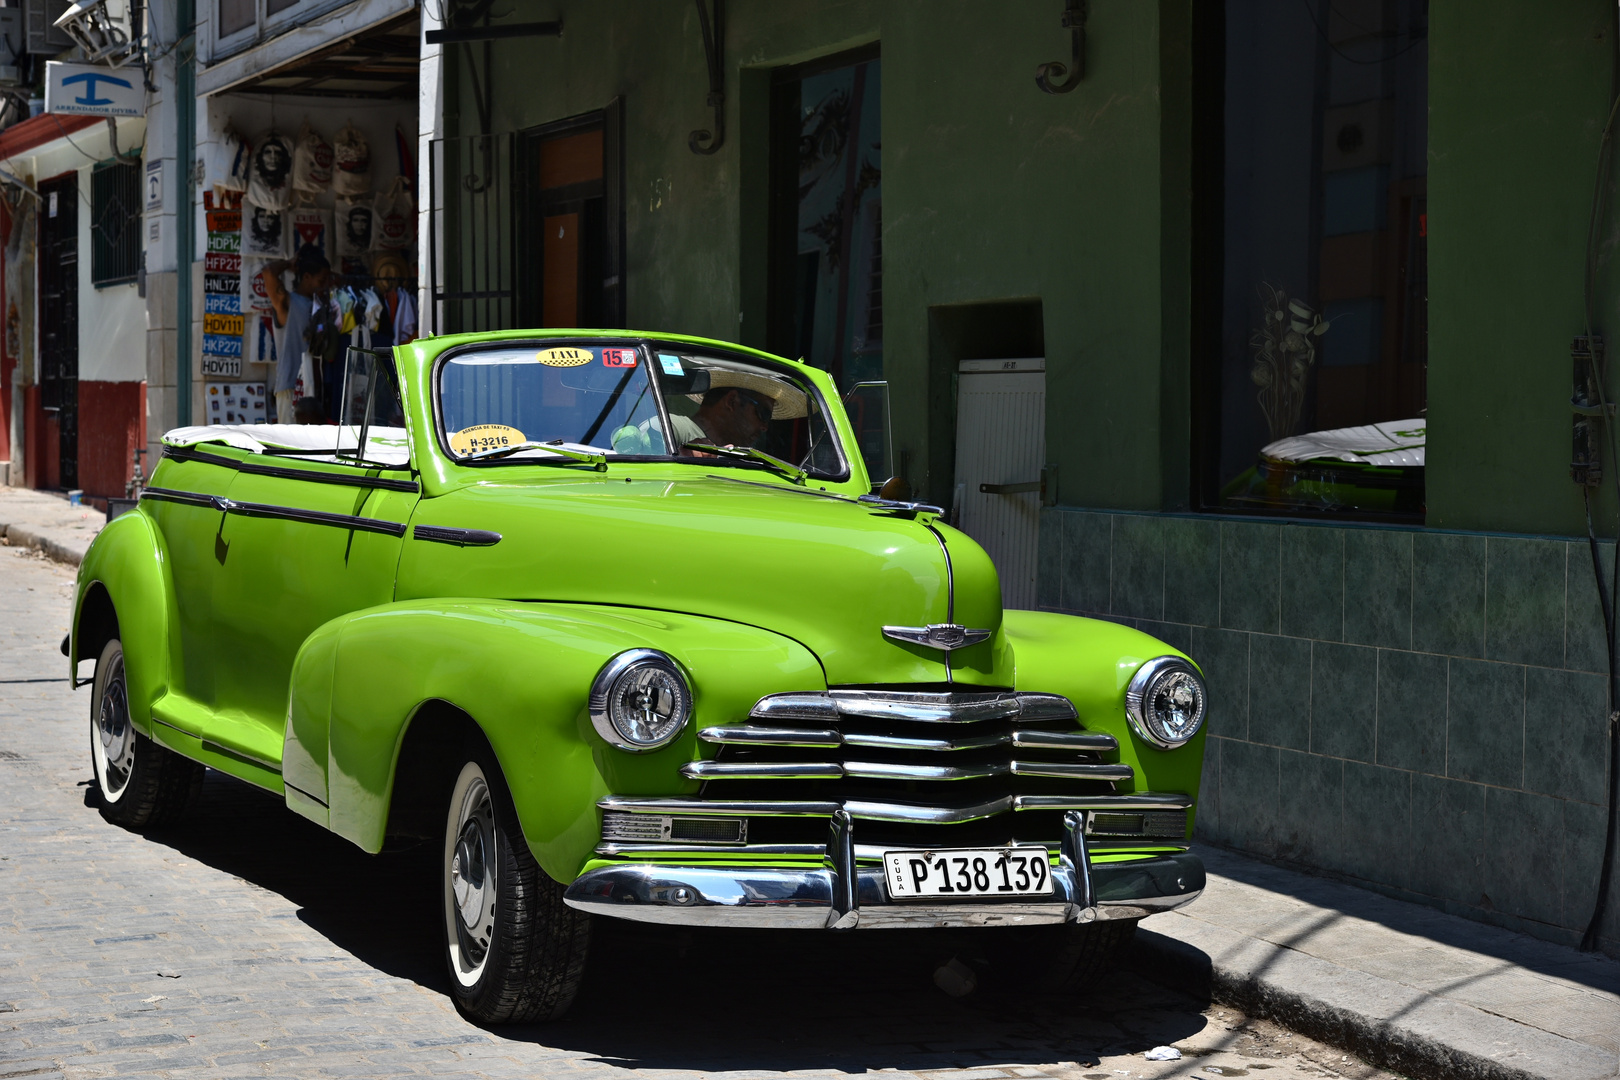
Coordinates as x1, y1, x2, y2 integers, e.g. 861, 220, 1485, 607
602, 348, 638, 368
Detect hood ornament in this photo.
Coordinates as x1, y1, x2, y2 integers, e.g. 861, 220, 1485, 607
881, 624, 992, 652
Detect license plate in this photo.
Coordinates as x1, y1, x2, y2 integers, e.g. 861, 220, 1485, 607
882, 847, 1054, 899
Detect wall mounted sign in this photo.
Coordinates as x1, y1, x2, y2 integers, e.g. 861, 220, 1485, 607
44, 61, 144, 118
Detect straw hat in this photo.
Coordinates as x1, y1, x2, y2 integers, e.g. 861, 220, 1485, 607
697, 368, 809, 420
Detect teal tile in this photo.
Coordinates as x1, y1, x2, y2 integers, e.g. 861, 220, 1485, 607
1220, 521, 1281, 634
1249, 634, 1311, 751
1220, 739, 1279, 857
1311, 642, 1376, 762
1190, 625, 1249, 739
1486, 538, 1566, 668
1194, 735, 1222, 841
1037, 511, 1063, 608
1060, 512, 1111, 614
1137, 619, 1193, 654
1562, 799, 1617, 935
1525, 669, 1609, 806
1278, 750, 1343, 870
1342, 762, 1413, 889
1281, 525, 1343, 641
1445, 658, 1525, 789
1344, 530, 1412, 649
1111, 514, 1165, 621
1375, 650, 1447, 774
1564, 539, 1612, 674
1164, 517, 1220, 627
1412, 532, 1485, 658
1410, 775, 1486, 905
1482, 788, 1563, 926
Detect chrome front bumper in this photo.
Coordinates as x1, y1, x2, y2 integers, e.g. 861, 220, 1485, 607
562, 810, 1204, 930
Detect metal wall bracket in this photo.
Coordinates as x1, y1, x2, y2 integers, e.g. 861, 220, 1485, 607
689, 0, 725, 154
1036, 0, 1088, 94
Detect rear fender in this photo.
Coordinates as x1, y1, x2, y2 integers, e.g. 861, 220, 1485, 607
296, 600, 825, 883
72, 509, 179, 736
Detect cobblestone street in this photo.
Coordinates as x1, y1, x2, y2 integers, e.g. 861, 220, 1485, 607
1, 545, 1392, 1080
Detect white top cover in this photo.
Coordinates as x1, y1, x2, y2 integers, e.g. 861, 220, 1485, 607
1261, 418, 1425, 468
163, 424, 411, 466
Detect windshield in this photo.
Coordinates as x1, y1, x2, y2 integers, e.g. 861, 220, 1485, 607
437, 340, 847, 478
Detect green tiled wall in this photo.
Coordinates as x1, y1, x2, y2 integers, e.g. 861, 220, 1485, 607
1037, 508, 1620, 957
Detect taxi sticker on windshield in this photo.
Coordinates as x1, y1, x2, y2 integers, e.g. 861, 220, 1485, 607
658, 353, 685, 376
449, 424, 525, 455
536, 347, 594, 367
602, 348, 638, 368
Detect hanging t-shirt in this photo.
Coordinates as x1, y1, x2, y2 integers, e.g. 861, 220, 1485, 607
275, 292, 314, 394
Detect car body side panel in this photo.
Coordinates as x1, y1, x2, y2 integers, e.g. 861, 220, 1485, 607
284, 617, 344, 827
1003, 609, 1206, 829
73, 508, 180, 738
315, 600, 824, 881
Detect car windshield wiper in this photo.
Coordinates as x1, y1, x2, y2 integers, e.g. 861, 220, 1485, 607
681, 442, 807, 484
464, 441, 608, 468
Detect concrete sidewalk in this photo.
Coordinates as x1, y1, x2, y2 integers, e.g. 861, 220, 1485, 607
0, 486, 104, 566
1135, 843, 1620, 1080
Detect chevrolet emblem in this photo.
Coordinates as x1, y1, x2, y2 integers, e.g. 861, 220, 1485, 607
881, 624, 992, 651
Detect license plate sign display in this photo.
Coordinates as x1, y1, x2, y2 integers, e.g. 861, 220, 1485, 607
883, 847, 1054, 899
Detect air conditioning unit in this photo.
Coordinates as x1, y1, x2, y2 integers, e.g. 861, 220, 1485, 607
24, 0, 73, 54
0, 7, 23, 84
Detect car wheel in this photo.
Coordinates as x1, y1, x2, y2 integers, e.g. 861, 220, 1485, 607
1038, 918, 1139, 991
442, 745, 592, 1024
90, 638, 203, 830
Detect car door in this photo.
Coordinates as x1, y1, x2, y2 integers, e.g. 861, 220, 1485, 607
203, 455, 418, 780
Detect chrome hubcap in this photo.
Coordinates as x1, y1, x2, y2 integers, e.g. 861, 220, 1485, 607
93, 655, 134, 798
444, 766, 497, 986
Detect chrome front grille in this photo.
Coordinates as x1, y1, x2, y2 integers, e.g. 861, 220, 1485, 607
657, 688, 1171, 850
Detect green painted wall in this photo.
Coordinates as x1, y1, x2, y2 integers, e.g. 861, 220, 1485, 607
447, 0, 1189, 512
1427, 1, 1618, 535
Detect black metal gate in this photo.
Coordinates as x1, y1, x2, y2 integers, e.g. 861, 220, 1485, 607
39, 175, 78, 489
427, 133, 514, 335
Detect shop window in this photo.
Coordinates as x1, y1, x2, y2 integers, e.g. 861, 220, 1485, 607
90, 160, 140, 287
214, 0, 310, 54
1196, 0, 1428, 521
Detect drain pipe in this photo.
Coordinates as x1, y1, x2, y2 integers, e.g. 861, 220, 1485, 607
174, 0, 195, 427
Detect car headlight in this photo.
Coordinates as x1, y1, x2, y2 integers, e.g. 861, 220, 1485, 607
589, 650, 692, 752
1125, 656, 1207, 749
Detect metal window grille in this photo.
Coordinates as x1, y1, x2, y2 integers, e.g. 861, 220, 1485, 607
90, 160, 141, 287
427, 133, 514, 335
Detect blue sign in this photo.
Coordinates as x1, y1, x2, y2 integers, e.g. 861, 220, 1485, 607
44, 62, 144, 118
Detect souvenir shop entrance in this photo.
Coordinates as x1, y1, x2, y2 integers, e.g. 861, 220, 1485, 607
197, 9, 419, 426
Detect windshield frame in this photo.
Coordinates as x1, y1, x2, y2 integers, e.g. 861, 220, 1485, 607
431, 336, 852, 482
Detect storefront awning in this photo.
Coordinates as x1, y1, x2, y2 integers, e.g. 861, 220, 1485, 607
197, 0, 417, 98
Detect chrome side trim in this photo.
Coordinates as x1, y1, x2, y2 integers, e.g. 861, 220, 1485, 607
697, 725, 842, 748
140, 486, 229, 511
200, 739, 282, 773
412, 525, 502, 546
680, 761, 844, 781
1010, 730, 1118, 751
227, 500, 409, 537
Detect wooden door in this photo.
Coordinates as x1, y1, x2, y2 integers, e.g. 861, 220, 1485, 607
954, 358, 1046, 610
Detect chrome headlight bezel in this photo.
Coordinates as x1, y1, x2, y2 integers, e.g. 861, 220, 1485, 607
588, 649, 693, 753
1124, 656, 1207, 750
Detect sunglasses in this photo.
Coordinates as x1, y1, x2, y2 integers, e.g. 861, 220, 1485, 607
734, 390, 774, 424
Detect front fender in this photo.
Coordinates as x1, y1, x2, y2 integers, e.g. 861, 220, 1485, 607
1003, 610, 1206, 823
297, 600, 825, 882
72, 509, 179, 736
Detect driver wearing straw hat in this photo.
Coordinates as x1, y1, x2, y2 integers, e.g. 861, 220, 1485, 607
669, 369, 809, 453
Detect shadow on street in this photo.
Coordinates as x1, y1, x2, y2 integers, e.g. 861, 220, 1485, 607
116, 769, 1213, 1071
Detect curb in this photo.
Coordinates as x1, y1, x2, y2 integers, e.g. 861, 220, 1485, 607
0, 523, 86, 567
1129, 925, 1609, 1080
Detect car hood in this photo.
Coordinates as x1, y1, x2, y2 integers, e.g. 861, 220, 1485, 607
394, 473, 1012, 686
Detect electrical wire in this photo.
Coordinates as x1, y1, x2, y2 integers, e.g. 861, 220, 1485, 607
1577, 19, 1620, 954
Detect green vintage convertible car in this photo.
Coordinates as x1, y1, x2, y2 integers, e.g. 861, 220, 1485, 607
70, 331, 1207, 1023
